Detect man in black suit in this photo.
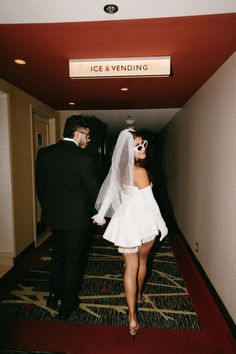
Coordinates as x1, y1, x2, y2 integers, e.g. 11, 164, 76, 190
36, 115, 98, 319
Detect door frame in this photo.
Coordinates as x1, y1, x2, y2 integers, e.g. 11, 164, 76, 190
0, 91, 15, 270
30, 105, 56, 247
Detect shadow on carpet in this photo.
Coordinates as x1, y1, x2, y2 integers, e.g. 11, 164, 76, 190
0, 234, 200, 330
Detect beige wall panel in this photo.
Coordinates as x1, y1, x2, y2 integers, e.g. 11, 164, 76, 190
0, 79, 60, 256
162, 53, 236, 322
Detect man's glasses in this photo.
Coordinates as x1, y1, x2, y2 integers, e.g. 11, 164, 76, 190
78, 130, 90, 139
134, 140, 148, 152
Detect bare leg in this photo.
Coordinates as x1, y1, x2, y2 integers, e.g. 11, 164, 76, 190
137, 239, 155, 303
122, 251, 139, 333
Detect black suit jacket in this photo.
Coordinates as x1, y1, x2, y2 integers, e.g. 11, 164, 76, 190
35, 140, 99, 230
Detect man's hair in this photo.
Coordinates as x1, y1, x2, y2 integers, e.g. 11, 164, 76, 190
63, 115, 91, 138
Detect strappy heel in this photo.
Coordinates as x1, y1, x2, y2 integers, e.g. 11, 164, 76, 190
137, 295, 145, 305
128, 315, 139, 337
129, 323, 139, 336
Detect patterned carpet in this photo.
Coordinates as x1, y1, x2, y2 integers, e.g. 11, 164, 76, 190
0, 234, 200, 330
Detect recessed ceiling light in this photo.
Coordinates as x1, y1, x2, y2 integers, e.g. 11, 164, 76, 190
14, 59, 26, 65
104, 4, 118, 14
125, 119, 134, 125
121, 87, 128, 92
69, 102, 76, 105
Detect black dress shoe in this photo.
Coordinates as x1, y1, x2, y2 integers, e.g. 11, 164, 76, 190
58, 299, 79, 321
46, 292, 60, 310
58, 307, 73, 321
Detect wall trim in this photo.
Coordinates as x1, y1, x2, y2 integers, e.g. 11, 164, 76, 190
30, 105, 56, 247
0, 252, 14, 266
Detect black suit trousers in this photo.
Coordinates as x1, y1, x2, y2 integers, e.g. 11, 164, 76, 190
50, 228, 87, 309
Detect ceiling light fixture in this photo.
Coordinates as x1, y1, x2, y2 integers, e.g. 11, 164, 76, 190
121, 87, 128, 91
104, 4, 118, 14
125, 119, 134, 125
14, 59, 26, 65
68, 102, 76, 105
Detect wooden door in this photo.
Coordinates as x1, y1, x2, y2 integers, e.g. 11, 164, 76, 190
33, 112, 50, 244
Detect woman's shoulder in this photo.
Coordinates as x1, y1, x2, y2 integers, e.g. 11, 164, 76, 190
134, 165, 148, 175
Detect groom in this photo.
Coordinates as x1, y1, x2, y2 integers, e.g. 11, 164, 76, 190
36, 115, 99, 319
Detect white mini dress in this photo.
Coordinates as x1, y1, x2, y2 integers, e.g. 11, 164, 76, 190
103, 184, 168, 248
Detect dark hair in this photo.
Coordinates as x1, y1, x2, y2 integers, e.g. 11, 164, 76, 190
63, 115, 91, 138
128, 129, 137, 139
128, 129, 145, 142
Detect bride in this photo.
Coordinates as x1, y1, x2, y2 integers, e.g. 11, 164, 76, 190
92, 129, 168, 336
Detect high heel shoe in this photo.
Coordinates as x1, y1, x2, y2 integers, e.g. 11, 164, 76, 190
129, 323, 139, 336
137, 295, 145, 305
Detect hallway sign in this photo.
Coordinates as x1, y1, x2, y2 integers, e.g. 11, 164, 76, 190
69, 56, 171, 78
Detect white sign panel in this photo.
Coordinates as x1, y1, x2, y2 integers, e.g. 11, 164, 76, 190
69, 56, 171, 78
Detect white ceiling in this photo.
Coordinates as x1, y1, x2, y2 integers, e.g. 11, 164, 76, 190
59, 108, 181, 135
1, 1, 235, 135
1, 0, 236, 24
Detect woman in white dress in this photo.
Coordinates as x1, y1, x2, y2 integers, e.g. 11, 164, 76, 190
92, 129, 168, 336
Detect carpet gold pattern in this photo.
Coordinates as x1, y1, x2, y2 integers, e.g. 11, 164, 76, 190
0, 235, 200, 330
